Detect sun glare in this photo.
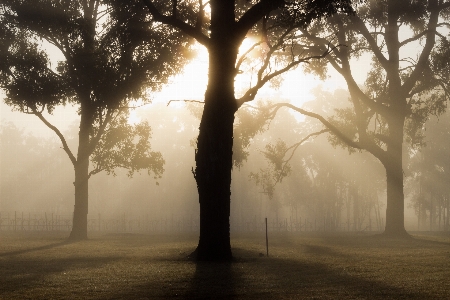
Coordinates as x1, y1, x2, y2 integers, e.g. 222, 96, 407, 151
148, 37, 346, 119
127, 110, 141, 125
151, 43, 208, 108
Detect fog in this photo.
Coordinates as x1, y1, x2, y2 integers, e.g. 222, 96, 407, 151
3, 88, 447, 233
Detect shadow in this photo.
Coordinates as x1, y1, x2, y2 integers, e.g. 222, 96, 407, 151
0, 240, 74, 258
0, 256, 120, 296
93, 235, 446, 299
251, 246, 434, 299
317, 231, 450, 249
183, 260, 237, 299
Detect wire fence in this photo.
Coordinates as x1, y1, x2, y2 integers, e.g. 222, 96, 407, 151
0, 211, 390, 234
0, 212, 199, 233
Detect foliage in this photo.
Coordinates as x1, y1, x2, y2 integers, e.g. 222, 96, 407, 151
90, 116, 164, 180
0, 0, 191, 177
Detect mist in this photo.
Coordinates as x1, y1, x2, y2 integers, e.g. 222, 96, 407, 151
2, 92, 442, 233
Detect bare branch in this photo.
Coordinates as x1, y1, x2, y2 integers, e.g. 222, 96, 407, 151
399, 29, 435, 47
236, 40, 264, 71
167, 99, 205, 106
275, 129, 329, 183
237, 42, 344, 107
270, 103, 362, 150
31, 107, 77, 166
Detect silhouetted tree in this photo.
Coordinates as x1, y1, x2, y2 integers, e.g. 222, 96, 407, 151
271, 0, 450, 237
0, 0, 189, 240
142, 0, 354, 260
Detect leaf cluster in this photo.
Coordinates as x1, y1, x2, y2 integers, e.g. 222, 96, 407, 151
90, 114, 164, 180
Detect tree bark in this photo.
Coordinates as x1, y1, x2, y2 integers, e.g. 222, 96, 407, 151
192, 2, 239, 261
69, 105, 92, 240
69, 158, 89, 240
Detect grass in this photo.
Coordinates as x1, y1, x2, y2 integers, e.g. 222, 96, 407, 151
0, 231, 449, 299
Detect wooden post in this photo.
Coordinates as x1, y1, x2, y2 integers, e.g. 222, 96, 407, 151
265, 217, 269, 257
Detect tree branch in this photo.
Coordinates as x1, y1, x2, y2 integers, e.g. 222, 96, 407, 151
235, 0, 285, 41
86, 108, 114, 158
349, 15, 389, 70
235, 40, 264, 71
31, 107, 77, 166
270, 103, 362, 150
237, 42, 343, 107
141, 0, 210, 47
275, 129, 329, 183
402, 2, 440, 93
167, 99, 205, 106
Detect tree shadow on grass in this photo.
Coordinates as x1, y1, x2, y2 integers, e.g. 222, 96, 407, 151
183, 261, 238, 299
97, 241, 439, 299
252, 245, 434, 299
0, 240, 74, 257
0, 256, 121, 296
317, 232, 450, 249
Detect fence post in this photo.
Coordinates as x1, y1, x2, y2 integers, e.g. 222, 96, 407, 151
265, 217, 269, 257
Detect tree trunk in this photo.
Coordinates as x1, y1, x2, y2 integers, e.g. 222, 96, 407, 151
69, 106, 92, 241
383, 119, 408, 237
192, 4, 239, 260
69, 159, 89, 240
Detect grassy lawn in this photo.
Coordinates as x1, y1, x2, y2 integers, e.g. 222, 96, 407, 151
0, 231, 449, 299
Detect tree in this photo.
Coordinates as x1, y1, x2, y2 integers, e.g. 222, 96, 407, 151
0, 0, 189, 240
141, 0, 354, 260
271, 0, 450, 237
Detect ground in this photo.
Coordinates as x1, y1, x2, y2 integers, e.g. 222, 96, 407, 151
0, 231, 449, 299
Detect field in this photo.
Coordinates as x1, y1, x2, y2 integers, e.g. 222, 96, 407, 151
0, 232, 449, 299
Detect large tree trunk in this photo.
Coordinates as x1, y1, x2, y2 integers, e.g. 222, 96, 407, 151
69, 107, 92, 240
192, 2, 239, 261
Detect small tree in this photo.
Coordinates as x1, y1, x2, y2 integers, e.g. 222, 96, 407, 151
0, 0, 190, 240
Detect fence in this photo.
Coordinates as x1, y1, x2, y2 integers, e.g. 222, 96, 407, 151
0, 211, 387, 234
0, 212, 200, 233
230, 216, 382, 233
